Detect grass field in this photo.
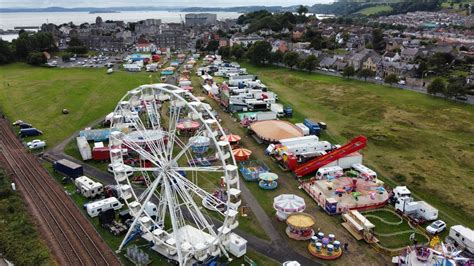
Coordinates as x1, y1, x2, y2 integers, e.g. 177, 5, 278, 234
241, 63, 474, 228
357, 5, 393, 15
0, 63, 157, 147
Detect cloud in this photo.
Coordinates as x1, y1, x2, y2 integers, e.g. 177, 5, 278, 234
1, 0, 334, 8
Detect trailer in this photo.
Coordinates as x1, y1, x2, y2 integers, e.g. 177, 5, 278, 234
322, 152, 363, 169
351, 164, 377, 180
295, 123, 310, 136
75, 176, 104, 198
92, 147, 111, 161
86, 197, 123, 217
19, 128, 43, 137
76, 136, 92, 160
255, 112, 277, 121
53, 159, 83, 179
279, 135, 319, 147
447, 225, 474, 253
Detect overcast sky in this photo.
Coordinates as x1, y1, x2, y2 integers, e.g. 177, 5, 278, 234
1, 0, 334, 8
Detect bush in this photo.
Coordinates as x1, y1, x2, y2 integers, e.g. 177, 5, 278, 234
0, 171, 50, 265
67, 46, 88, 54
26, 52, 46, 66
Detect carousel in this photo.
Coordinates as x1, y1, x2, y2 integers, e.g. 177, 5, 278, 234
232, 148, 252, 162
273, 194, 306, 221
220, 134, 241, 146
258, 172, 279, 190
176, 119, 200, 135
308, 231, 343, 260
285, 213, 316, 241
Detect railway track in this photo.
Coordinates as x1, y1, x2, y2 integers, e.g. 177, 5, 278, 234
0, 118, 120, 266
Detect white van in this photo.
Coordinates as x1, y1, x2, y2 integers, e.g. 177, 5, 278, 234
351, 164, 377, 180
315, 166, 343, 180
86, 197, 123, 217
448, 225, 474, 253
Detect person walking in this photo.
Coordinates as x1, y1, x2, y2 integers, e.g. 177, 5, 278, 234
344, 243, 349, 252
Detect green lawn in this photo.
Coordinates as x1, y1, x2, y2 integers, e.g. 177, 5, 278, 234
242, 63, 474, 228
364, 209, 429, 249
357, 5, 393, 15
0, 63, 156, 147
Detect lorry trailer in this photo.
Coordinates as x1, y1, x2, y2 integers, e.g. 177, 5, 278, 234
53, 159, 83, 179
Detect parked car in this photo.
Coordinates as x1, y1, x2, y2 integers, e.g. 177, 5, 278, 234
426, 220, 446, 234
18, 122, 33, 129
374, 76, 382, 81
12, 120, 24, 126
456, 95, 468, 101
19, 128, 43, 137
398, 80, 406, 85
27, 139, 46, 150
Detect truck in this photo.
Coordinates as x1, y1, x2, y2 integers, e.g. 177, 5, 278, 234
284, 106, 293, 117
74, 176, 104, 198
395, 197, 438, 222
447, 225, 474, 253
53, 159, 83, 179
303, 119, 321, 136
270, 103, 284, 117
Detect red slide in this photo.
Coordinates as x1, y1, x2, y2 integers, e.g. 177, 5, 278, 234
293, 135, 367, 177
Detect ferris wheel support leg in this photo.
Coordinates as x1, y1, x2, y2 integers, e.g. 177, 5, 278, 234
117, 173, 164, 252
164, 176, 185, 265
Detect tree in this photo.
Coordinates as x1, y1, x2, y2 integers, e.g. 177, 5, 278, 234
195, 39, 203, 50
342, 65, 355, 78
205, 40, 219, 52
246, 41, 272, 65
0, 39, 14, 64
358, 68, 375, 81
427, 78, 446, 95
271, 50, 284, 64
231, 44, 245, 60
69, 37, 83, 47
303, 55, 318, 72
297, 5, 308, 16
446, 77, 467, 99
61, 52, 72, 62
26, 52, 46, 66
218, 46, 231, 59
384, 74, 399, 85
372, 28, 385, 53
283, 51, 299, 69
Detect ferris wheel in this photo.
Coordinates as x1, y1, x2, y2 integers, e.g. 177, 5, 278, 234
108, 84, 242, 265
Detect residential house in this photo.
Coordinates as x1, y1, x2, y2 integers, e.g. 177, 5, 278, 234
229, 33, 264, 47
381, 61, 417, 78
334, 60, 348, 71
400, 48, 420, 62
347, 50, 371, 71
219, 38, 229, 47
271, 40, 288, 53
319, 57, 337, 69
383, 51, 400, 62
362, 53, 382, 73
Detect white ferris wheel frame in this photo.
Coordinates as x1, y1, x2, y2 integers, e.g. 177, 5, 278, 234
109, 84, 241, 265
